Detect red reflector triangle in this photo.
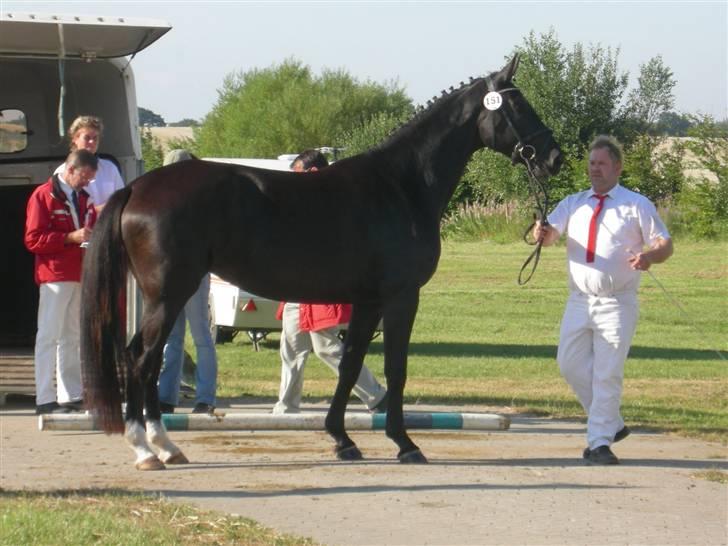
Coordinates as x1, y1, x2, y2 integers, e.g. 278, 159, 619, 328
242, 299, 257, 312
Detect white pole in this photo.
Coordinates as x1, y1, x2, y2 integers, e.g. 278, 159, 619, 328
39, 412, 510, 432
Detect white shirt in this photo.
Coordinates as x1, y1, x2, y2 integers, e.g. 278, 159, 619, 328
55, 158, 124, 206
547, 184, 670, 297
56, 173, 91, 229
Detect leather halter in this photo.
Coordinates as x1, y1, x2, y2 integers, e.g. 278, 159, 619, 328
484, 77, 553, 285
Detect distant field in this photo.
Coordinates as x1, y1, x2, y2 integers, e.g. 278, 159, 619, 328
148, 126, 193, 151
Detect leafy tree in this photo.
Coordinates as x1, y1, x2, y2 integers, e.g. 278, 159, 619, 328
168, 118, 200, 127
138, 107, 166, 127
196, 59, 412, 158
621, 135, 685, 202
337, 110, 412, 157
140, 128, 164, 172
624, 55, 676, 134
672, 115, 728, 237
654, 111, 693, 136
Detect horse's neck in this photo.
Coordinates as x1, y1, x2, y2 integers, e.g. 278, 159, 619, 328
381, 83, 485, 219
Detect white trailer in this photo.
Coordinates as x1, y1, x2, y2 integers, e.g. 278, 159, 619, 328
0, 12, 170, 400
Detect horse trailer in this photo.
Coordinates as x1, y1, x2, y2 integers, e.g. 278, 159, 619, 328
0, 11, 170, 400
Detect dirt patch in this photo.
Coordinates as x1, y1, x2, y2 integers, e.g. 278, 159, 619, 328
1, 400, 726, 545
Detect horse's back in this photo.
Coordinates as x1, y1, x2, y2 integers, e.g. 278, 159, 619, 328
121, 159, 439, 303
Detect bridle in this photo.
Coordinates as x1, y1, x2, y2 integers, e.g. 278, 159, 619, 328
484, 77, 553, 285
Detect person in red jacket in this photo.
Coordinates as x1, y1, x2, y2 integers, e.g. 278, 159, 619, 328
272, 149, 387, 415
25, 149, 98, 414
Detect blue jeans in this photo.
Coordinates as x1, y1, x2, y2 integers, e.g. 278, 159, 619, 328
158, 274, 217, 406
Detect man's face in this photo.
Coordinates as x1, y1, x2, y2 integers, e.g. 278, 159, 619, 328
589, 147, 622, 193
292, 161, 305, 173
71, 128, 100, 154
65, 165, 96, 191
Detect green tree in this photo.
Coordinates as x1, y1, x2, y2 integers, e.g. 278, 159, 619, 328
654, 112, 693, 136
140, 128, 164, 172
168, 118, 200, 127
672, 115, 728, 237
195, 59, 412, 158
138, 107, 166, 127
337, 110, 412, 157
624, 55, 676, 134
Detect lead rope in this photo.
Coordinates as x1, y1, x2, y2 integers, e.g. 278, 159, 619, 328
517, 145, 551, 285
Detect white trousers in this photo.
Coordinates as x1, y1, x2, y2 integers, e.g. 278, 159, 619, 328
273, 303, 386, 414
557, 292, 639, 450
34, 281, 83, 405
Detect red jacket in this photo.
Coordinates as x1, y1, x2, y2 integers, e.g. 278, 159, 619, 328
24, 175, 96, 285
276, 302, 352, 332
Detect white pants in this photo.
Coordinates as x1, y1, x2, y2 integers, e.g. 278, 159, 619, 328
34, 281, 83, 405
273, 303, 386, 414
557, 292, 639, 450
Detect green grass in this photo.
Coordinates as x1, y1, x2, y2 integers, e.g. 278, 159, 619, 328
206, 239, 727, 443
0, 490, 316, 546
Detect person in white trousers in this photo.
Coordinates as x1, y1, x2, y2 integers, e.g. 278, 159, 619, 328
534, 135, 673, 465
274, 302, 387, 414
272, 149, 387, 415
25, 150, 98, 414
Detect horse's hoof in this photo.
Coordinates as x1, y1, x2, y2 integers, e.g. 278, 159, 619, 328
335, 444, 363, 461
135, 456, 166, 471
163, 451, 189, 465
398, 449, 428, 464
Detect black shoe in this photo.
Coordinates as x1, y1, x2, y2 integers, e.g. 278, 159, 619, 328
370, 392, 388, 414
36, 402, 70, 415
61, 399, 84, 412
192, 403, 215, 414
159, 402, 176, 414
586, 445, 619, 465
614, 425, 631, 443
583, 425, 631, 459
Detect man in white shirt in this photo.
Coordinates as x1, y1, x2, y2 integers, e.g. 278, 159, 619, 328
534, 135, 673, 464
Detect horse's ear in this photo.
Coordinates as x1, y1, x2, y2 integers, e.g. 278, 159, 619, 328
504, 55, 520, 81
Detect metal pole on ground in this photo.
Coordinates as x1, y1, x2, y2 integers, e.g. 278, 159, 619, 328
39, 412, 510, 432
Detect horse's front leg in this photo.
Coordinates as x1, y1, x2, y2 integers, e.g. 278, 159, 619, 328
383, 289, 426, 463
325, 303, 381, 461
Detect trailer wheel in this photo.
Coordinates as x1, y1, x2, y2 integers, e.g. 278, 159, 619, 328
215, 327, 235, 344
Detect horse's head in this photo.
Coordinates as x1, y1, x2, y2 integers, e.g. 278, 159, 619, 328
477, 56, 563, 179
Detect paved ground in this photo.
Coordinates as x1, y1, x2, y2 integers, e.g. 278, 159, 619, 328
1, 399, 726, 545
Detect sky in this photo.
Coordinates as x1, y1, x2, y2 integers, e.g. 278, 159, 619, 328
2, 0, 726, 123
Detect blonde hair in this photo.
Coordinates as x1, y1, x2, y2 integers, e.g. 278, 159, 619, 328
68, 115, 104, 150
589, 135, 623, 164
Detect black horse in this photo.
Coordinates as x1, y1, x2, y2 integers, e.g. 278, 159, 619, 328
81, 56, 563, 469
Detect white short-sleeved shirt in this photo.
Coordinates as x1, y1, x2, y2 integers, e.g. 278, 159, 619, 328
547, 184, 670, 297
55, 157, 124, 206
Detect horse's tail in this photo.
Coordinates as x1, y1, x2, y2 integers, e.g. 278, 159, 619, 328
80, 186, 133, 434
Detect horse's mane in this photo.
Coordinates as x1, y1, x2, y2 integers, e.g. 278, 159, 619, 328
373, 72, 494, 151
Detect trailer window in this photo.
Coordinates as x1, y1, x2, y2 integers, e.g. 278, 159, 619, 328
0, 109, 28, 153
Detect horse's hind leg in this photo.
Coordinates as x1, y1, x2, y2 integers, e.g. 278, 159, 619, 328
382, 289, 426, 464
325, 303, 381, 460
144, 378, 189, 465
125, 302, 188, 469
124, 333, 166, 470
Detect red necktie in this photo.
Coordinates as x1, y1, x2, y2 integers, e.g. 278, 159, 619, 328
586, 194, 607, 263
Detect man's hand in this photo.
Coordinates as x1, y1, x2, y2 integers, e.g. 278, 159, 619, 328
533, 220, 559, 246
629, 237, 673, 271
65, 227, 91, 245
